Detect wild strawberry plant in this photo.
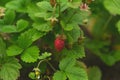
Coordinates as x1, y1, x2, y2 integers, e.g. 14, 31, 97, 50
0, 0, 92, 80
2, 0, 120, 80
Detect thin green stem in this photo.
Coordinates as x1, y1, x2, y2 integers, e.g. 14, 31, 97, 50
37, 59, 45, 68
103, 15, 113, 31
37, 59, 56, 72
46, 60, 56, 72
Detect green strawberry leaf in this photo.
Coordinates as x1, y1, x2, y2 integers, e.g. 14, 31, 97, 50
7, 45, 23, 56
60, 21, 74, 31
3, 9, 15, 24
61, 45, 85, 59
37, 1, 53, 11
17, 28, 45, 48
0, 57, 22, 80
0, 25, 17, 33
88, 66, 102, 80
21, 46, 40, 63
104, 0, 120, 15
53, 71, 67, 80
29, 72, 36, 80
56, 57, 88, 80
5, 0, 29, 12
65, 67, 88, 80
39, 52, 52, 60
66, 25, 81, 43
68, 0, 82, 9
116, 20, 120, 33
16, 19, 29, 32
59, 57, 76, 71
33, 22, 52, 32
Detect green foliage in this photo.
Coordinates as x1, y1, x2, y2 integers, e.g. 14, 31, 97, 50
0, 19, 28, 33
21, 46, 40, 63
61, 45, 85, 59
37, 1, 53, 11
60, 21, 74, 31
0, 0, 90, 80
17, 29, 45, 49
53, 57, 88, 80
116, 20, 120, 33
83, 0, 120, 67
0, 38, 21, 80
53, 71, 67, 80
29, 72, 36, 80
0, 25, 16, 33
0, 57, 22, 80
66, 25, 81, 43
16, 19, 29, 32
5, 0, 30, 12
104, 0, 120, 15
7, 45, 23, 56
39, 52, 51, 60
0, 37, 6, 55
33, 22, 52, 32
88, 66, 102, 80
4, 9, 15, 24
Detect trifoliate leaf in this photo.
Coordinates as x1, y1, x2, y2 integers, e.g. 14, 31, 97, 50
66, 67, 88, 80
7, 45, 23, 56
16, 19, 29, 32
59, 57, 76, 71
53, 71, 67, 80
39, 52, 52, 60
88, 66, 102, 80
58, 57, 88, 80
17, 29, 45, 48
0, 57, 22, 80
21, 46, 40, 63
37, 1, 53, 11
104, 0, 120, 15
33, 22, 52, 32
3, 9, 15, 24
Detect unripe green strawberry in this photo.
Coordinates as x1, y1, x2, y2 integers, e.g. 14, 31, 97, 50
54, 37, 65, 52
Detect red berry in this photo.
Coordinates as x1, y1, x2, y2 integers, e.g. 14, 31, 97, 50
54, 37, 65, 52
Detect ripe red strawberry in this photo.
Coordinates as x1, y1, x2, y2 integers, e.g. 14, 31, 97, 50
54, 37, 65, 52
